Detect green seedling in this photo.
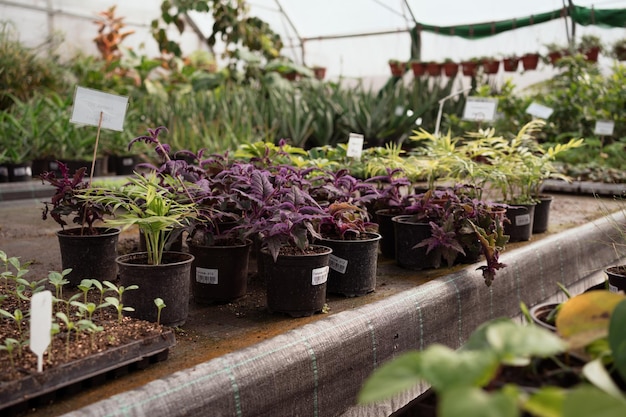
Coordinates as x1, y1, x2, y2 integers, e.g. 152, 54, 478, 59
77, 279, 95, 304
55, 312, 75, 360
0, 308, 25, 353
0, 338, 20, 369
70, 301, 98, 321
154, 298, 165, 325
77, 319, 103, 351
104, 297, 135, 323
48, 269, 71, 300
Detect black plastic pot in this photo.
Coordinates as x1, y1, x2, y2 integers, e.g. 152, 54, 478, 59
504, 203, 536, 242
532, 195, 553, 234
187, 239, 252, 304
56, 227, 121, 286
117, 251, 194, 327
6, 162, 32, 182
0, 165, 8, 182
110, 155, 140, 176
392, 215, 437, 270
529, 302, 558, 332
606, 265, 626, 293
320, 232, 381, 297
375, 209, 404, 259
260, 245, 332, 317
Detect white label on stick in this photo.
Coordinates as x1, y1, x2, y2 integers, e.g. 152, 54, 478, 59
526, 102, 554, 119
30, 290, 52, 373
70, 86, 129, 131
347, 133, 364, 159
462, 97, 498, 122
594, 120, 615, 136
311, 266, 329, 285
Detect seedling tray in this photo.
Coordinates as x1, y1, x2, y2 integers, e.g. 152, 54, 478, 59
0, 329, 175, 414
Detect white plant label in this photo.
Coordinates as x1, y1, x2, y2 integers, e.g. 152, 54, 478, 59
462, 97, 498, 122
70, 86, 129, 131
30, 290, 52, 373
311, 266, 329, 286
346, 133, 364, 159
196, 267, 219, 284
594, 120, 615, 136
526, 102, 554, 119
329, 254, 349, 274
515, 214, 531, 226
609, 283, 619, 293
121, 157, 135, 166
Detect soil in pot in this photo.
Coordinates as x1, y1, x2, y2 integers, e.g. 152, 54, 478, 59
56, 227, 121, 286
320, 232, 381, 297
117, 251, 194, 327
606, 265, 626, 293
260, 245, 331, 317
188, 239, 252, 304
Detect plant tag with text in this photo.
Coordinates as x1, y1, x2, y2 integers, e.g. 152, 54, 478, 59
311, 266, 329, 286
526, 102, 554, 119
329, 255, 348, 274
70, 86, 129, 131
462, 97, 498, 122
196, 268, 219, 284
594, 120, 615, 136
347, 133, 364, 159
515, 214, 531, 226
30, 290, 52, 373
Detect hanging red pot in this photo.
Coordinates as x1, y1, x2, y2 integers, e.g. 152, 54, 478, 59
426, 62, 442, 77
548, 51, 563, 65
482, 58, 500, 74
521, 53, 540, 71
389, 61, 406, 77
461, 61, 479, 77
582, 46, 600, 62
442, 61, 459, 77
410, 61, 427, 77
502, 57, 519, 72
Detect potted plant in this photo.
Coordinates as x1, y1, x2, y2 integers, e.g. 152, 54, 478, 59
185, 160, 257, 304
502, 55, 519, 72
426, 61, 442, 77
440, 59, 458, 77
578, 34, 603, 62
366, 168, 414, 259
388, 59, 406, 77
544, 41, 567, 65
80, 127, 198, 326
312, 65, 326, 80
393, 187, 509, 286
481, 57, 500, 74
460, 58, 479, 77
611, 37, 626, 61
409, 60, 427, 77
521, 52, 540, 70
317, 202, 381, 297
238, 165, 333, 317
359, 292, 626, 416
41, 161, 120, 286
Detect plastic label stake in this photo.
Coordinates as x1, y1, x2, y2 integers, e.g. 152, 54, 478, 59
30, 290, 52, 373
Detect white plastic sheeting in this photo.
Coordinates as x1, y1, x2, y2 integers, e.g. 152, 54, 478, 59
1, 1, 625, 82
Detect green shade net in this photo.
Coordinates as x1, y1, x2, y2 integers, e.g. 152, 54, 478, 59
409, 5, 626, 61
413, 6, 626, 40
